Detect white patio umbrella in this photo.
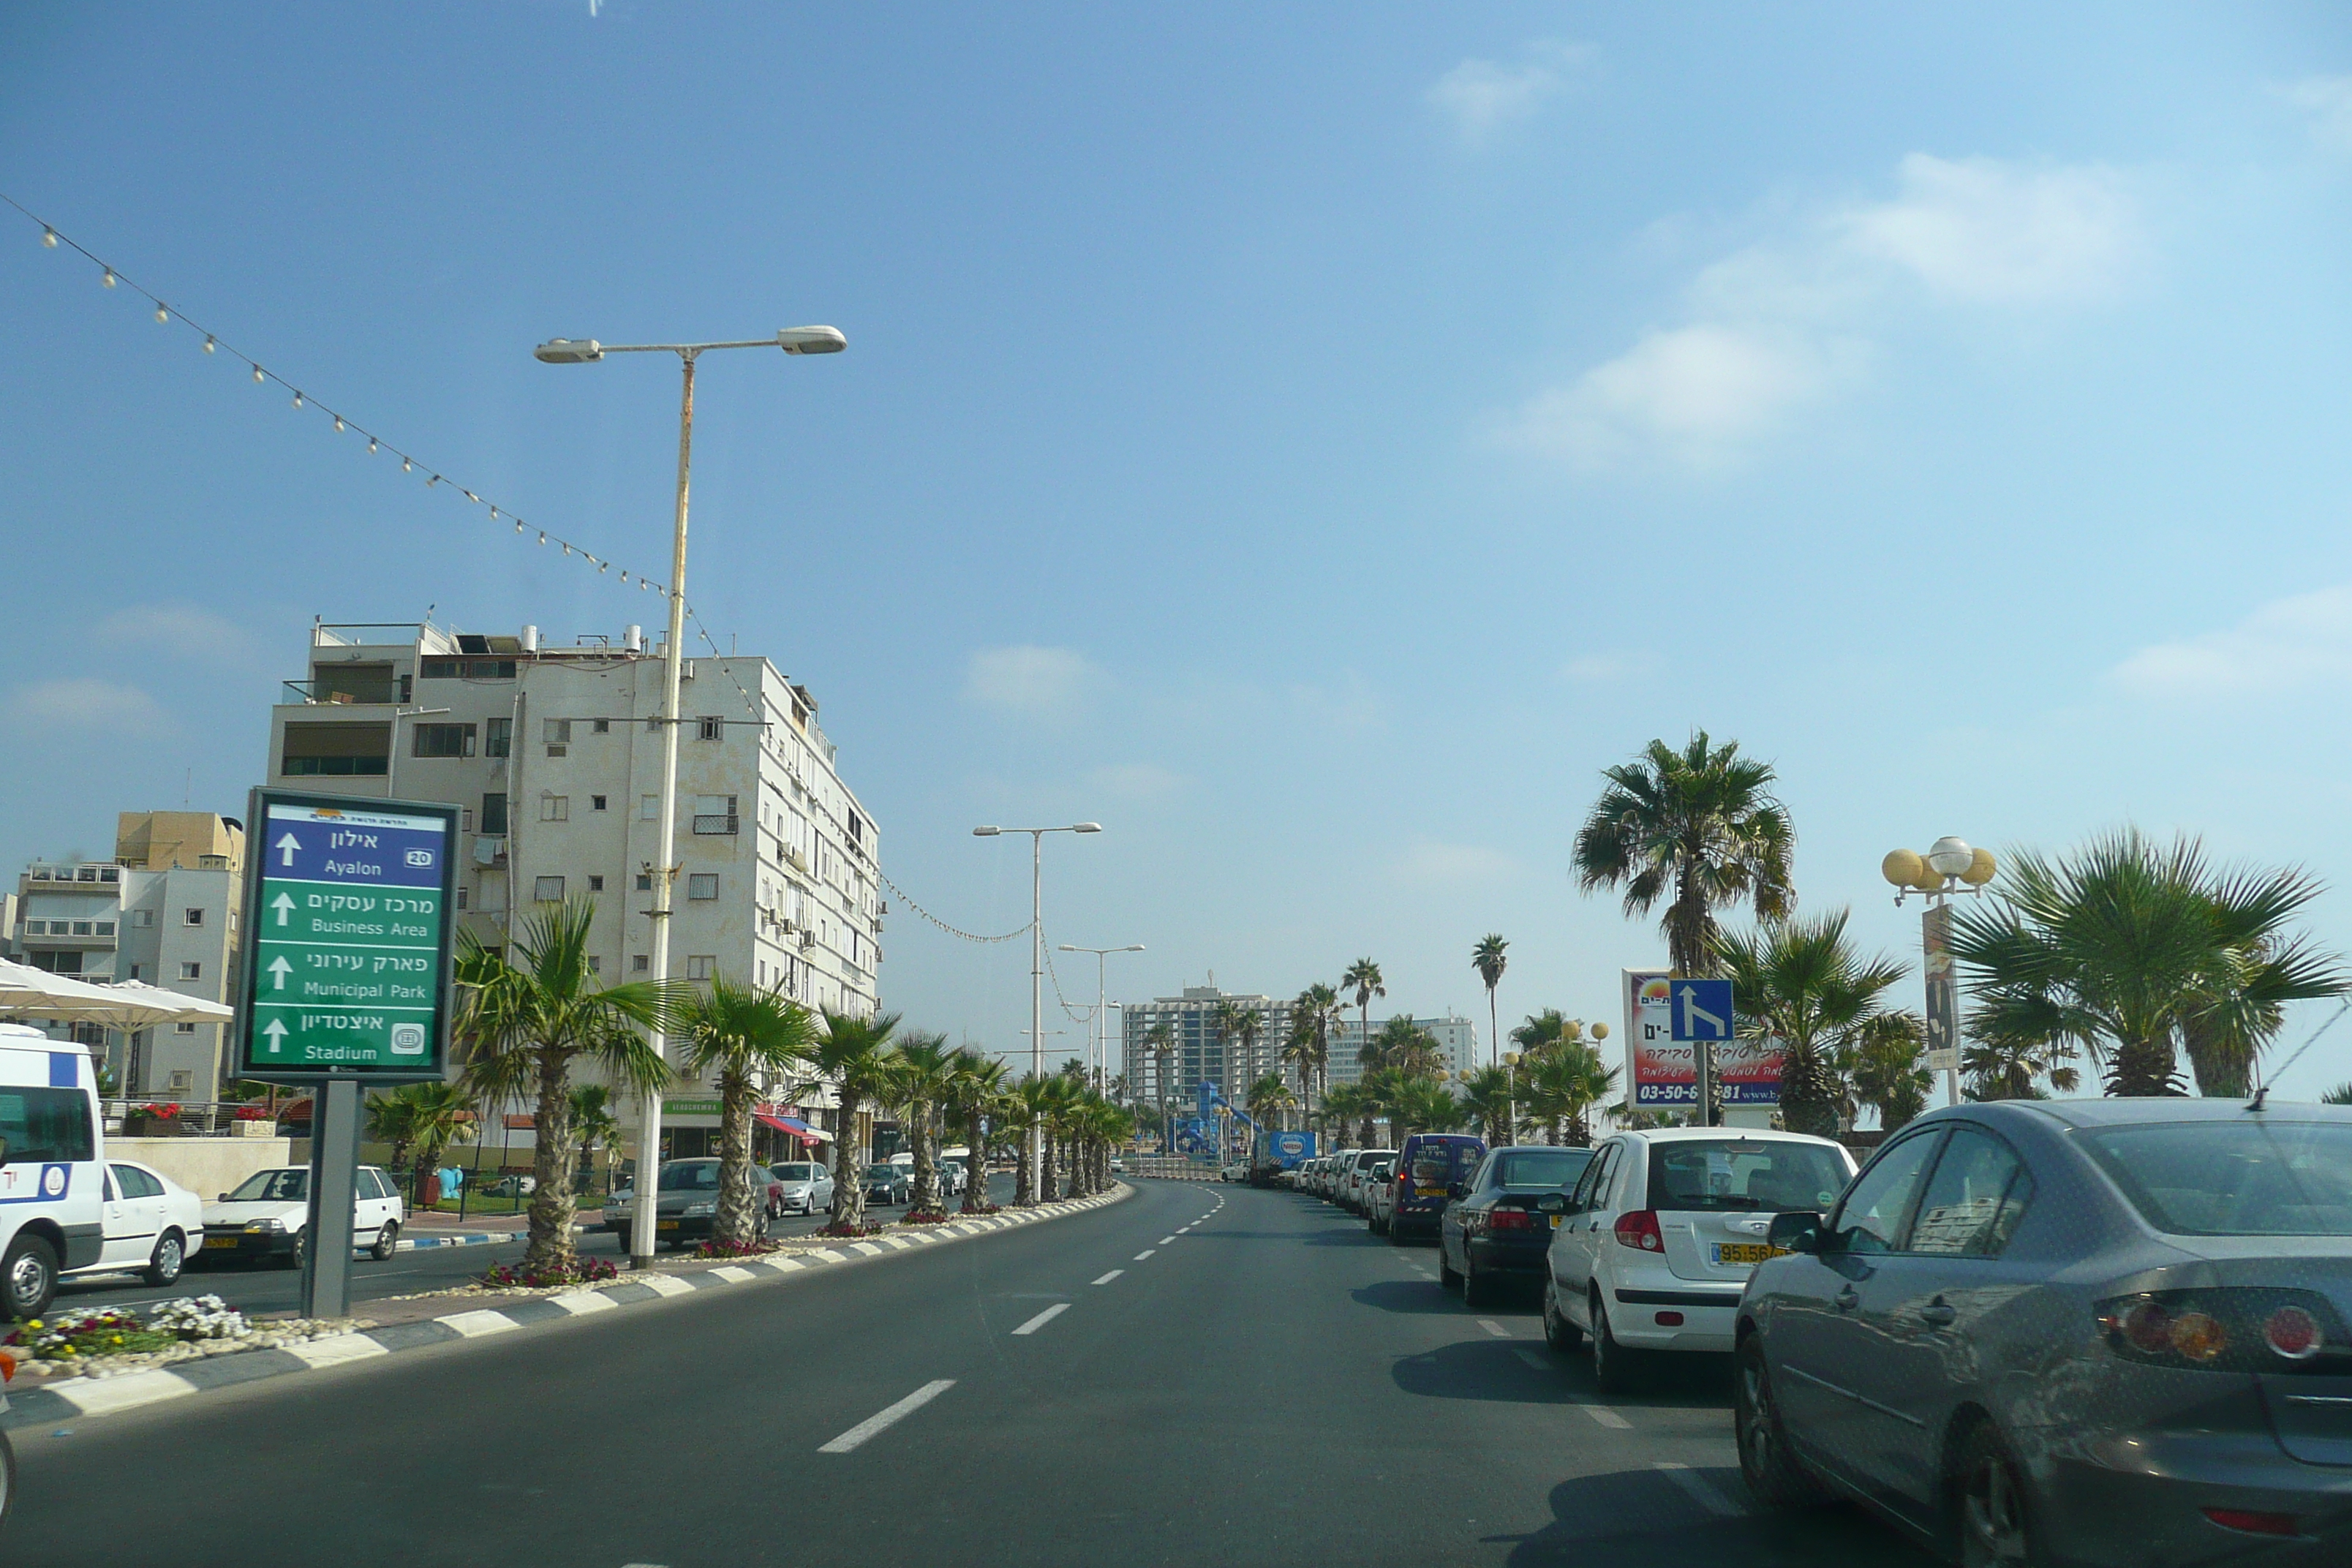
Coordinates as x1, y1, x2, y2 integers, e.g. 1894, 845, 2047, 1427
80, 980, 234, 1030
0, 957, 132, 1021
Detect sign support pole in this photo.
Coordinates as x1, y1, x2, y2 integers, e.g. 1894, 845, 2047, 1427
301, 1078, 362, 1319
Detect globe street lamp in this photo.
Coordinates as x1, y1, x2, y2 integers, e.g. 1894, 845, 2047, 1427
1882, 836, 1998, 1109
535, 326, 845, 1267
975, 823, 1102, 1199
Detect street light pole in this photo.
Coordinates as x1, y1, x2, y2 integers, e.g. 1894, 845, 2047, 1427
535, 327, 844, 1268
1883, 836, 1998, 1110
1058, 943, 1145, 1098
974, 823, 1102, 1202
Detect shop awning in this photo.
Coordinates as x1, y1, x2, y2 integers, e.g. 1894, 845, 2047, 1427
755, 1111, 830, 1144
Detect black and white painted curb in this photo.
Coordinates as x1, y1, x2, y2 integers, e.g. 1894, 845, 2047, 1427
1, 1183, 1133, 1433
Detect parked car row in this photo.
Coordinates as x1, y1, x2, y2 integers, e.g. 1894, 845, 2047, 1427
1294, 1100, 2352, 1567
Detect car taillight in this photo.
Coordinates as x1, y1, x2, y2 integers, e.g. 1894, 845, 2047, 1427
2202, 1508, 2302, 1537
1614, 1210, 1664, 1251
1488, 1208, 1534, 1232
0, 1349, 14, 1383
2098, 1288, 2347, 1373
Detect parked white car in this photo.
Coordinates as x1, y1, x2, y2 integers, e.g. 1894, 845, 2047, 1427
198, 1165, 405, 1268
1542, 1127, 1857, 1393
766, 1160, 835, 1215
1339, 1149, 1397, 1214
1321, 1151, 1358, 1199
78, 1159, 205, 1287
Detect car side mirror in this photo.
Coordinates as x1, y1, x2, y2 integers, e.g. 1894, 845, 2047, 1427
1536, 1192, 1567, 1215
1767, 1210, 1825, 1254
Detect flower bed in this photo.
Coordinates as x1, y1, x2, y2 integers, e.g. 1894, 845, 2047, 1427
687, 1237, 778, 1259
815, 1219, 886, 1237
480, 1256, 619, 1289
2, 1295, 349, 1379
900, 1208, 951, 1225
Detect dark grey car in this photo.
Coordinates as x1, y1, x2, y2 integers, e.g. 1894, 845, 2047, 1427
1737, 1098, 2352, 1566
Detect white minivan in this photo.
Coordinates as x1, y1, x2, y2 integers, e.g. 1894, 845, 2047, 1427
0, 1022, 108, 1319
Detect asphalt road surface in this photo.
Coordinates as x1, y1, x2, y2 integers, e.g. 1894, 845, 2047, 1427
4, 1177, 1932, 1568
50, 1172, 1017, 1317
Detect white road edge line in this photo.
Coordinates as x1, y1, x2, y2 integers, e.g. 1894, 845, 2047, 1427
1654, 1460, 1744, 1516
1134, 1249, 1157, 1260
1477, 1319, 1512, 1338
818, 1379, 957, 1452
1092, 1270, 1124, 1285
1011, 1303, 1071, 1336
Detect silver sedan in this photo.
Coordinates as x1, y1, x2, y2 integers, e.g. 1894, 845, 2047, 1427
1738, 1097, 2352, 1566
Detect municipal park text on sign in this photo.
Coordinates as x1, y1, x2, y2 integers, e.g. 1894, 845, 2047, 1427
238, 790, 459, 1081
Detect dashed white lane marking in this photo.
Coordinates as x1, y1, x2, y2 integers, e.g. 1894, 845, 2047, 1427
1477, 1319, 1513, 1338
1134, 1249, 1157, 1260
1011, 1303, 1071, 1336
1159, 1236, 1177, 1245
1512, 1348, 1551, 1371
1585, 1406, 1634, 1430
1092, 1270, 1124, 1285
1655, 1461, 1744, 1516
818, 1379, 957, 1452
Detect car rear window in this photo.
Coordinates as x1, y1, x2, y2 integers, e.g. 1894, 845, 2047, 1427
1407, 1139, 1480, 1184
1353, 1151, 1394, 1172
1493, 1148, 1593, 1189
2080, 1120, 2352, 1236
1647, 1139, 1851, 1214
659, 1162, 721, 1191
772, 1164, 816, 1180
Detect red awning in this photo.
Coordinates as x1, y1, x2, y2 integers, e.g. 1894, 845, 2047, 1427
755, 1111, 830, 1144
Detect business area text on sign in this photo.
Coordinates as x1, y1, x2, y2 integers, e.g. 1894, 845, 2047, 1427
238, 790, 458, 1082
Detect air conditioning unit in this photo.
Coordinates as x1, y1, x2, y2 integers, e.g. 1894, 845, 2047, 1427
798, 931, 815, 951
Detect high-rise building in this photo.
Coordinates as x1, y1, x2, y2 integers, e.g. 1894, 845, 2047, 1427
266, 619, 883, 1153
1327, 1012, 1482, 1088
10, 812, 246, 1098
1122, 983, 1295, 1108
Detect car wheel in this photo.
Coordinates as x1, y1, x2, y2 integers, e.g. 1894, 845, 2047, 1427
1591, 1292, 1643, 1395
1958, 1420, 2041, 1567
279, 1232, 306, 1271
1462, 1254, 1496, 1308
1438, 1240, 1461, 1289
1, 1232, 59, 1320
1387, 1220, 1411, 1247
144, 1230, 186, 1288
370, 1221, 399, 1262
1542, 1280, 1583, 1352
1737, 1335, 1828, 1507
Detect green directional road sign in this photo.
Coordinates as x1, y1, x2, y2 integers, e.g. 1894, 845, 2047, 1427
237, 788, 459, 1083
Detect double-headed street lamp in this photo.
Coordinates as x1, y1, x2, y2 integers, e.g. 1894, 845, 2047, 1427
974, 823, 1102, 1199
536, 326, 845, 1268
1058, 943, 1145, 1096
1882, 835, 1997, 1109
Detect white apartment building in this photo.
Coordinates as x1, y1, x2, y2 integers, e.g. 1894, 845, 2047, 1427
268, 619, 883, 1153
1326, 1013, 1482, 1088
10, 812, 246, 1099
1122, 983, 1296, 1109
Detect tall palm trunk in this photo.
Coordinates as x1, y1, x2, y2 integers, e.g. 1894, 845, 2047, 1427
713, 1074, 762, 1246
524, 1046, 580, 1276
828, 1094, 867, 1229
2110, 1035, 2183, 1097
960, 1107, 991, 1213
910, 1101, 941, 1214
1013, 1128, 1035, 1205
1777, 1040, 1842, 1138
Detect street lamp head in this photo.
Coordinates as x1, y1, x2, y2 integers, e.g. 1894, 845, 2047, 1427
1057, 944, 1079, 952
1072, 823, 1103, 834
533, 338, 603, 364
1961, 845, 1999, 887
1591, 1022, 1610, 1041
1882, 848, 1926, 888
777, 325, 847, 355
1926, 836, 1975, 878
972, 826, 1001, 837
1120, 944, 1146, 952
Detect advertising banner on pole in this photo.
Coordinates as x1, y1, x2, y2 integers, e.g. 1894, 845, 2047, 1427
238, 788, 458, 1084
1923, 905, 1959, 1074
1624, 968, 1783, 1107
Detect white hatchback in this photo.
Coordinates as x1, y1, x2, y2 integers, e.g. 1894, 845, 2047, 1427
74, 1160, 206, 1288
1542, 1127, 1855, 1393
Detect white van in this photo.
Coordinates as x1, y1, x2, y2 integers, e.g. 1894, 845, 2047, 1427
0, 1022, 108, 1319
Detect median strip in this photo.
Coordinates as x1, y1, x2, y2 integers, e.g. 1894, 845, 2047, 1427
818, 1379, 957, 1452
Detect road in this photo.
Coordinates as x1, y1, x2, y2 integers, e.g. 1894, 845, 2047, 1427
4, 1178, 1930, 1567
49, 1173, 1017, 1317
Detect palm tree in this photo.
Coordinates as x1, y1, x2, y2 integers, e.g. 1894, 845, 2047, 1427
1386, 1074, 1463, 1143
1294, 982, 1343, 1115
1214, 1000, 1264, 1098
1341, 959, 1386, 1081
1961, 1029, 2082, 1102
454, 899, 676, 1278
1509, 1009, 1572, 1056
1145, 1022, 1177, 1152
404, 1082, 478, 1207
671, 978, 819, 1246
1279, 1014, 1319, 1123
1363, 1016, 1443, 1077
884, 1031, 959, 1218
1711, 911, 1910, 1139
943, 1049, 1009, 1214
570, 1082, 620, 1197
1472, 935, 1509, 1069
1522, 1044, 1620, 1145
1956, 831, 2347, 1097
1457, 1065, 1516, 1147
1006, 1075, 1059, 1204
1245, 1071, 1296, 1156
1322, 1082, 1376, 1148
364, 1090, 419, 1180
1572, 733, 1796, 977
809, 1009, 902, 1230
1847, 1014, 1933, 1133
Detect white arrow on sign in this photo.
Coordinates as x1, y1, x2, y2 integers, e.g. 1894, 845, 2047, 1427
270, 891, 296, 927
1678, 985, 1728, 1040
262, 1018, 288, 1048
266, 955, 293, 991
275, 831, 303, 867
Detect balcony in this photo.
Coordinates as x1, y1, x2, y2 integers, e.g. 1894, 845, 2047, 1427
692, 813, 740, 836
23, 864, 121, 888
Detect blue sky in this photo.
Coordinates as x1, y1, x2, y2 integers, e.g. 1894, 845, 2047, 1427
6, 4, 2352, 1096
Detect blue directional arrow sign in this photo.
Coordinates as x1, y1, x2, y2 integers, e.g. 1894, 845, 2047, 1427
1668, 979, 1735, 1043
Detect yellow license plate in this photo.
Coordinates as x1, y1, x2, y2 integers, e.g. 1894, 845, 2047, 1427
203, 1236, 238, 1250
1714, 1242, 1784, 1265
1415, 1187, 1447, 1197
656, 1220, 679, 1230
1550, 1214, 1563, 1229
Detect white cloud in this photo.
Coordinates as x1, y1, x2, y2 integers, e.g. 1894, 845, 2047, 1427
8, 678, 170, 735
1837, 154, 2138, 304
2283, 76, 2352, 157
2112, 584, 2352, 702
963, 645, 1105, 718
1392, 841, 1523, 887
96, 603, 261, 665
1500, 153, 2140, 470
1089, 762, 1184, 800
1427, 41, 1589, 143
